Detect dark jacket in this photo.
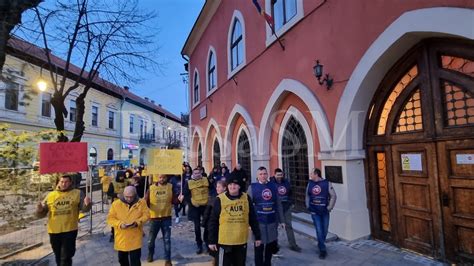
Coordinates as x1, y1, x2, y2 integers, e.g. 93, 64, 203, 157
231, 168, 248, 192
208, 191, 261, 246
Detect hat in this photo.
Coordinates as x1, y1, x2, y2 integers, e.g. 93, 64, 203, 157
226, 175, 240, 186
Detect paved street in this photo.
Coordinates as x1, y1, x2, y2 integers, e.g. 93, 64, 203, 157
0, 205, 444, 266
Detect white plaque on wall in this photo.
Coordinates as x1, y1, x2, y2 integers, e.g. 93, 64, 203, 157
200, 105, 207, 120
401, 153, 423, 171
456, 154, 474, 164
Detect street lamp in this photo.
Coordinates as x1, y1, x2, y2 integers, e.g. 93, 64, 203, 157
36, 68, 47, 92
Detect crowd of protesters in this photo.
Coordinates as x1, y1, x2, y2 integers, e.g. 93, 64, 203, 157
38, 161, 336, 266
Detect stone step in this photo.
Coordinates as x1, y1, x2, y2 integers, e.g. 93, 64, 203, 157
291, 212, 338, 242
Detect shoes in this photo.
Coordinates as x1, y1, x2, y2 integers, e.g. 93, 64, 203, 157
290, 245, 302, 252
175, 217, 180, 224
196, 245, 203, 254
165, 260, 172, 266
147, 254, 153, 262
319, 251, 327, 259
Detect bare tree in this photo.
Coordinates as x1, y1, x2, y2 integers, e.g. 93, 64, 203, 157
17, 0, 158, 142
0, 0, 42, 74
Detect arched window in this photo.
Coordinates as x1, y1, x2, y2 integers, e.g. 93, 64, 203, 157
281, 117, 308, 211
272, 0, 297, 30
193, 71, 199, 104
213, 139, 221, 168
237, 130, 251, 181
208, 50, 216, 91
107, 148, 114, 160
230, 19, 243, 71
89, 147, 97, 165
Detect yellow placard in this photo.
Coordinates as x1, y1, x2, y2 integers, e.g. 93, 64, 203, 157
130, 158, 138, 166
147, 149, 183, 175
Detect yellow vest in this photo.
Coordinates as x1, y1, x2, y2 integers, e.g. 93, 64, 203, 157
113, 181, 127, 195
45, 189, 81, 234
101, 176, 112, 192
188, 178, 209, 206
149, 183, 173, 218
107, 198, 150, 251
218, 193, 250, 245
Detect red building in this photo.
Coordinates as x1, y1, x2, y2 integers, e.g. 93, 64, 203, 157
181, 1, 474, 262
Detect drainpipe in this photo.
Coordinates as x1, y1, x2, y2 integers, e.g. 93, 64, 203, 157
119, 94, 126, 160
181, 54, 191, 162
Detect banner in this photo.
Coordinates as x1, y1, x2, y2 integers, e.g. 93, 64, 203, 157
39, 142, 88, 174
147, 149, 183, 175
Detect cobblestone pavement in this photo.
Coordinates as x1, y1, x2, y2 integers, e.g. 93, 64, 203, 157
2, 206, 445, 266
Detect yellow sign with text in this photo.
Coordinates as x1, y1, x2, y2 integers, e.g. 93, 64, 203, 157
147, 149, 183, 175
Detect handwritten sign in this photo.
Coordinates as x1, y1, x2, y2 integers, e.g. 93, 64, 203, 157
401, 153, 422, 171
147, 149, 183, 175
39, 142, 88, 174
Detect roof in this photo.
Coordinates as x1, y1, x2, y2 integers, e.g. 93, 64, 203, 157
181, 0, 221, 57
7, 37, 182, 124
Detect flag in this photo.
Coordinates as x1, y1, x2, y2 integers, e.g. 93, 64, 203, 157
252, 0, 274, 28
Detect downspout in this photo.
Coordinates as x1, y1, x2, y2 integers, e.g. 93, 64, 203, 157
181, 54, 191, 163
119, 93, 126, 160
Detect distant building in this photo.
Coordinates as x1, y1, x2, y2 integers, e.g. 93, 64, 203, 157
1, 37, 188, 166
182, 1, 474, 263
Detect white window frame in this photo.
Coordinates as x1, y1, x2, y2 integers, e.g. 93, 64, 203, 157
206, 46, 218, 97
192, 68, 200, 108
0, 68, 28, 117
227, 10, 246, 79
91, 105, 99, 127
108, 110, 115, 130
265, 0, 304, 47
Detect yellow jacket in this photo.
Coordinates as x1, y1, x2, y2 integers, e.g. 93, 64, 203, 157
107, 198, 150, 251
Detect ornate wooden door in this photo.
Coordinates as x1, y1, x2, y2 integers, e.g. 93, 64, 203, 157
365, 39, 474, 263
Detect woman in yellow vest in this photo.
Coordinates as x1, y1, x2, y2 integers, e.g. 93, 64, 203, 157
207, 175, 262, 266
36, 174, 92, 266
178, 167, 209, 254
144, 174, 175, 265
107, 170, 128, 242
107, 186, 149, 266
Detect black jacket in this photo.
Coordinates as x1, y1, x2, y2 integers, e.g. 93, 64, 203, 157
208, 191, 261, 245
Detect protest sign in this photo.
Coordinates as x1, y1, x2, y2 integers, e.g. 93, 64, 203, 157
147, 149, 183, 175
39, 142, 88, 174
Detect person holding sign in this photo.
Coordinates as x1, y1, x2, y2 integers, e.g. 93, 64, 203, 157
305, 168, 337, 259
36, 174, 92, 266
179, 168, 209, 254
145, 174, 175, 265
107, 186, 150, 266
208, 176, 261, 266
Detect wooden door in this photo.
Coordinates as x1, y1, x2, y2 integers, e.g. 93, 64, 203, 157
391, 143, 441, 257
438, 140, 474, 262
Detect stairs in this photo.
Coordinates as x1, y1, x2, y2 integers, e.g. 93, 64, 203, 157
291, 212, 338, 242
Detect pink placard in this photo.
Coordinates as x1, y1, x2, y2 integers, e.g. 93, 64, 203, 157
39, 142, 88, 174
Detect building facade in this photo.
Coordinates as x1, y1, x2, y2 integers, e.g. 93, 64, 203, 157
181, 0, 474, 262
1, 38, 188, 166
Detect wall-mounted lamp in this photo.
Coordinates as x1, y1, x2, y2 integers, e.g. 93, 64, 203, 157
36, 68, 47, 92
313, 60, 333, 90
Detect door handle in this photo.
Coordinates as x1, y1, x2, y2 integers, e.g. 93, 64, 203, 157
441, 193, 449, 207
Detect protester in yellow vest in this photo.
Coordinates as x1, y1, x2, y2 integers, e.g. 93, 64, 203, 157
107, 170, 128, 242
207, 175, 261, 266
107, 186, 149, 266
100, 174, 112, 204
36, 174, 92, 266
144, 174, 175, 265
178, 167, 209, 254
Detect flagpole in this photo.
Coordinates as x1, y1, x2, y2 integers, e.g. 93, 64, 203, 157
269, 23, 285, 51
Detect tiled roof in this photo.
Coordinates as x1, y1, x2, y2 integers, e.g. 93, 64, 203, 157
7, 36, 182, 123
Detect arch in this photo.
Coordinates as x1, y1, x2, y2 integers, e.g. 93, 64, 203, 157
223, 104, 258, 160
227, 10, 246, 78
190, 126, 204, 167
277, 106, 315, 173
192, 68, 200, 107
235, 123, 253, 180
206, 45, 218, 96
139, 148, 146, 165
107, 148, 114, 160
89, 147, 97, 165
333, 7, 474, 156
204, 118, 223, 155
258, 79, 332, 158
212, 136, 221, 167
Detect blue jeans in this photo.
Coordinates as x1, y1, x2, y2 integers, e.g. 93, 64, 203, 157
311, 212, 330, 252
148, 218, 172, 260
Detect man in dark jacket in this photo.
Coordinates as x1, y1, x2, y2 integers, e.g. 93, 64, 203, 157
231, 164, 249, 193
208, 175, 261, 266
270, 168, 301, 252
